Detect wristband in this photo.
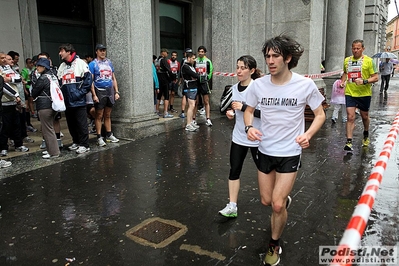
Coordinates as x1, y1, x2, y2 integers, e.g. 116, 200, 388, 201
245, 125, 253, 134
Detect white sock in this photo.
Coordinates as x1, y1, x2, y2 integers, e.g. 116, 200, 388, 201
229, 202, 237, 208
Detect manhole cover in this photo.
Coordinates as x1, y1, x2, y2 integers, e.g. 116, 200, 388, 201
126, 217, 188, 248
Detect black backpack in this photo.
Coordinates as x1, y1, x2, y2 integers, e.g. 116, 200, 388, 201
219, 85, 233, 114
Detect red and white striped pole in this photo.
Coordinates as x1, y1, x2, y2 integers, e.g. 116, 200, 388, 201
330, 111, 399, 266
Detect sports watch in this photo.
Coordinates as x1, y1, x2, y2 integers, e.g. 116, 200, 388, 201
245, 125, 253, 134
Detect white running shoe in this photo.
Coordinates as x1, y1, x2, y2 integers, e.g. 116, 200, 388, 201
106, 134, 119, 143
190, 121, 200, 129
97, 137, 107, 147
0, 159, 12, 168
219, 203, 237, 218
76, 146, 90, 154
185, 124, 197, 132
68, 143, 79, 151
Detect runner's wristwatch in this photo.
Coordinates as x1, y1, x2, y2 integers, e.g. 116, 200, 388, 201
245, 125, 253, 134
363, 79, 368, 84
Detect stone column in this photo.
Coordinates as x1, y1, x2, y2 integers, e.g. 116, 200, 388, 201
19, 0, 41, 59
103, 0, 161, 140
209, 0, 268, 109
346, 0, 365, 55
325, 0, 349, 72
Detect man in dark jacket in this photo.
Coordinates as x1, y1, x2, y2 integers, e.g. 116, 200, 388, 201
155, 48, 174, 118
57, 43, 92, 154
0, 76, 12, 168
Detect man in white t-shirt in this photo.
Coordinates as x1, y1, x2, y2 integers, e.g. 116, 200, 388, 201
244, 35, 326, 266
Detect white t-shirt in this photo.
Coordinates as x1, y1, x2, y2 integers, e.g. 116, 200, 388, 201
246, 72, 324, 156
231, 80, 261, 147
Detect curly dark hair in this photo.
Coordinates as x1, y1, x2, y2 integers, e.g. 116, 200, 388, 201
261, 35, 304, 70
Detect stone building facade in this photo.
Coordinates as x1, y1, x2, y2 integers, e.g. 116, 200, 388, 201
0, 0, 390, 139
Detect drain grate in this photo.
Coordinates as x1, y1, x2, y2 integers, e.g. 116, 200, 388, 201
126, 217, 188, 248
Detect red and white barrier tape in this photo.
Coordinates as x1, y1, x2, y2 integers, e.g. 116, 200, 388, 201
213, 72, 237, 77
330, 111, 399, 266
304, 69, 343, 79
213, 69, 343, 79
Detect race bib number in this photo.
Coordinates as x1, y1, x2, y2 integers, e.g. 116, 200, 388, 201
62, 69, 76, 84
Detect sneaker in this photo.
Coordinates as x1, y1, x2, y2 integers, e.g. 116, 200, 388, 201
0, 159, 12, 168
190, 121, 200, 129
170, 108, 178, 113
23, 137, 35, 143
68, 143, 79, 151
31, 113, 38, 118
264, 244, 281, 266
219, 203, 237, 218
26, 125, 38, 132
163, 113, 174, 118
60, 132, 64, 138
160, 100, 164, 105
97, 137, 107, 147
57, 139, 63, 148
8, 140, 14, 147
106, 134, 119, 143
362, 137, 370, 147
76, 146, 90, 154
355, 109, 360, 115
344, 142, 353, 151
185, 124, 197, 132
342, 118, 347, 123
1, 150, 8, 157
331, 118, 336, 124
89, 128, 97, 134
198, 107, 206, 115
42, 154, 59, 159
15, 146, 29, 152
179, 113, 186, 118
40, 140, 46, 149
286, 195, 292, 210
205, 119, 213, 126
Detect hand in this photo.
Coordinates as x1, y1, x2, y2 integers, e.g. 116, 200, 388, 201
247, 127, 262, 141
226, 109, 235, 120
231, 101, 243, 111
115, 93, 120, 101
93, 95, 99, 103
3, 76, 11, 83
354, 78, 363, 85
296, 134, 310, 149
340, 81, 346, 88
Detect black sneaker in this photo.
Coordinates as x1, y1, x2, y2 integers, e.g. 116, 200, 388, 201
344, 142, 353, 151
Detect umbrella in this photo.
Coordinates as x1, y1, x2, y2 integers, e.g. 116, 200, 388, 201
390, 58, 399, 65
372, 52, 398, 59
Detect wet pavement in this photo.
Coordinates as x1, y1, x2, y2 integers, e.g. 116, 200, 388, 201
0, 78, 398, 266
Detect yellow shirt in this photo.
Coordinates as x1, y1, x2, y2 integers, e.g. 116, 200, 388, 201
343, 55, 377, 97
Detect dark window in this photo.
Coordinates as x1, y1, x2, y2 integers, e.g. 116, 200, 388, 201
37, 0, 92, 22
